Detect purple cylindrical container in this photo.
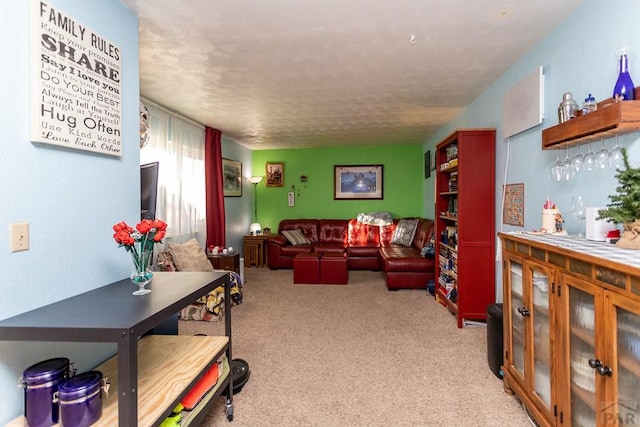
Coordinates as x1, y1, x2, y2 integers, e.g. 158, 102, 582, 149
56, 371, 104, 427
21, 357, 72, 427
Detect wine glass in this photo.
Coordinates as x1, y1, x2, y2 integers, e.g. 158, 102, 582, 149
570, 145, 583, 177
561, 147, 572, 181
583, 142, 595, 172
595, 139, 609, 169
609, 136, 624, 169
570, 196, 586, 237
550, 152, 563, 182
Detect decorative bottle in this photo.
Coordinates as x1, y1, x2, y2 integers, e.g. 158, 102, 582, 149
612, 53, 635, 101
582, 93, 597, 115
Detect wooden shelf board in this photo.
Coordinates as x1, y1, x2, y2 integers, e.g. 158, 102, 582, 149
439, 164, 458, 173
570, 323, 596, 348
7, 335, 229, 427
95, 334, 228, 427
542, 100, 640, 149
440, 242, 458, 253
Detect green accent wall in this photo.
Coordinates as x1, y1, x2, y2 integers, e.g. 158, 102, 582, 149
251, 144, 424, 231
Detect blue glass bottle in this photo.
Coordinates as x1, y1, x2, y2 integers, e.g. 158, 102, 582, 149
613, 54, 635, 101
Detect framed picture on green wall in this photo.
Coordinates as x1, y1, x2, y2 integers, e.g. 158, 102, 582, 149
334, 165, 383, 200
222, 158, 242, 197
266, 162, 284, 187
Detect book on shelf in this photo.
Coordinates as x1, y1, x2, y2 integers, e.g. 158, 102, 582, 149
448, 171, 458, 191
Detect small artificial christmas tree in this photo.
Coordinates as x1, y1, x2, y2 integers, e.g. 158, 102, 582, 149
598, 147, 640, 248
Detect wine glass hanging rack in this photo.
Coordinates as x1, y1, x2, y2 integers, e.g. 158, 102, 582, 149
542, 86, 640, 150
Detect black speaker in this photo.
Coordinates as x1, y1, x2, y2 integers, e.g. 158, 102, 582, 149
487, 303, 503, 379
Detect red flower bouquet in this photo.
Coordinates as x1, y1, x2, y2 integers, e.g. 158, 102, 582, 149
113, 219, 167, 295
113, 219, 167, 251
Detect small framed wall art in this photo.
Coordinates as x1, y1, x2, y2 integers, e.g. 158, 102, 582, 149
266, 162, 284, 187
222, 158, 242, 197
424, 151, 431, 179
503, 183, 524, 227
334, 164, 383, 200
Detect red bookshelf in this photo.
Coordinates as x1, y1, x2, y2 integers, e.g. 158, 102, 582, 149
435, 129, 496, 328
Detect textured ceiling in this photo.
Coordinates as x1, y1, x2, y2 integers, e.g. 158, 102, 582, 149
120, 0, 584, 150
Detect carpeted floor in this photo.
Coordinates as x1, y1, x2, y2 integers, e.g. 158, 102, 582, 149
179, 268, 532, 427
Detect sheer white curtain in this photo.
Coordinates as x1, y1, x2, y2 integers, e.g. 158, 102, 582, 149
140, 101, 207, 251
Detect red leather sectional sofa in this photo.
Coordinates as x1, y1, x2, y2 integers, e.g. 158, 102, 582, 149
265, 218, 435, 290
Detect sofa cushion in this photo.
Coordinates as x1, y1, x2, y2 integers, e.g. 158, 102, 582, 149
168, 238, 214, 272
347, 245, 380, 257
380, 246, 435, 272
282, 229, 312, 246
314, 243, 346, 254
378, 223, 396, 247
318, 219, 348, 245
281, 244, 314, 256
391, 218, 419, 246
279, 219, 319, 243
347, 219, 380, 246
413, 219, 435, 250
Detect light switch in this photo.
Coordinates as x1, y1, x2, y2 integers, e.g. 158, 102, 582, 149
10, 222, 29, 252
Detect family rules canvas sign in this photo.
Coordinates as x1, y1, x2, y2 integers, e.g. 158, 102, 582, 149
30, 0, 123, 156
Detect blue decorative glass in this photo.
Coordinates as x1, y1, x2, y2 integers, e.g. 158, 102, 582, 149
130, 249, 153, 295
613, 54, 635, 101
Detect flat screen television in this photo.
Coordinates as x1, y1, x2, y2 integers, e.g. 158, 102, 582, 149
140, 162, 159, 220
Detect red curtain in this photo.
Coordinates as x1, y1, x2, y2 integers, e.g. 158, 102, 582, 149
205, 127, 226, 247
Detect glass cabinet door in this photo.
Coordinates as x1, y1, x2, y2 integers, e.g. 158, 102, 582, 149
527, 264, 553, 410
507, 258, 525, 378
563, 275, 599, 427
606, 293, 640, 427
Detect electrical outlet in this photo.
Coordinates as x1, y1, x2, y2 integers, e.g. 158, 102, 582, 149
10, 222, 29, 252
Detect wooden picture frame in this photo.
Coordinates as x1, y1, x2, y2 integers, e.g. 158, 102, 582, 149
222, 158, 242, 197
334, 164, 383, 200
424, 151, 431, 179
266, 162, 284, 187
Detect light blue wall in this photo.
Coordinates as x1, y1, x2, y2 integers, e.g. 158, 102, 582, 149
222, 136, 254, 255
423, 0, 640, 299
0, 0, 138, 422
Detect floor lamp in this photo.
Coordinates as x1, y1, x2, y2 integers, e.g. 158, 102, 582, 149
248, 176, 263, 234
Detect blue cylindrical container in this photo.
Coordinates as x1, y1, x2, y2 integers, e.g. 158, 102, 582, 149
57, 371, 104, 427
21, 357, 72, 427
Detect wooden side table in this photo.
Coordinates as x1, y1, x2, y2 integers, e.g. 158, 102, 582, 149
207, 253, 240, 274
243, 234, 271, 268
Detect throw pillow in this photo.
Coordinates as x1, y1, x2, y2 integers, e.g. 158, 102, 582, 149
168, 238, 214, 272
157, 251, 177, 271
281, 229, 311, 246
391, 218, 419, 247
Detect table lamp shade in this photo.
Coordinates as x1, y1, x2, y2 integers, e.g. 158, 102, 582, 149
249, 222, 262, 235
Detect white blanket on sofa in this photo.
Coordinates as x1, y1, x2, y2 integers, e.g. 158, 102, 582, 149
356, 211, 393, 226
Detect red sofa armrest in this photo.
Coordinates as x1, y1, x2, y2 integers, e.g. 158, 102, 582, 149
267, 235, 289, 246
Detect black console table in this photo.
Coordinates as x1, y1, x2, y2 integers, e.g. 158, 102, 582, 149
0, 271, 232, 427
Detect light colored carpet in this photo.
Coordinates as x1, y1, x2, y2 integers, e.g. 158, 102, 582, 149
179, 268, 532, 427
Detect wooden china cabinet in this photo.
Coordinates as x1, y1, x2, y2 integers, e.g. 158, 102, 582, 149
500, 232, 640, 427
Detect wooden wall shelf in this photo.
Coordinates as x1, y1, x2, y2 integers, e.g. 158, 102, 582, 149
542, 86, 640, 150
